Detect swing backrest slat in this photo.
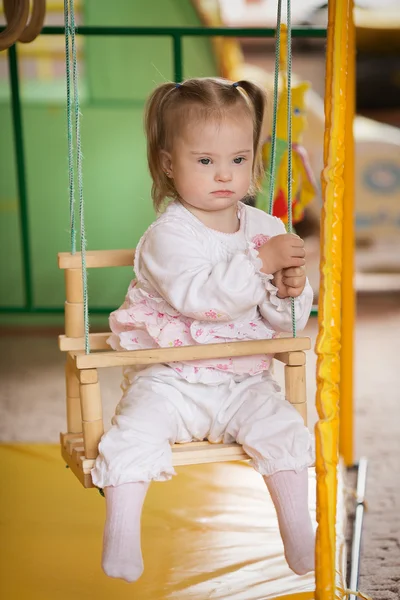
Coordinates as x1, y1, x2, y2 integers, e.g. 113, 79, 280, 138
58, 249, 135, 270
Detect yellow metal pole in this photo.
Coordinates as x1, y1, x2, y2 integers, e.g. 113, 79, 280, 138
315, 0, 351, 597
340, 0, 355, 467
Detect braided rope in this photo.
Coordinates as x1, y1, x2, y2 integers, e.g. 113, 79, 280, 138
64, 0, 90, 353
286, 0, 296, 337
64, 0, 75, 254
267, 0, 282, 216
268, 0, 296, 337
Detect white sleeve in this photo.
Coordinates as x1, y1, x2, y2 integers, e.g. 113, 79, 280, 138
259, 277, 314, 332
137, 221, 267, 321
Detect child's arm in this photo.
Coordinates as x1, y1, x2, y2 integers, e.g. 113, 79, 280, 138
258, 274, 313, 332
138, 221, 267, 321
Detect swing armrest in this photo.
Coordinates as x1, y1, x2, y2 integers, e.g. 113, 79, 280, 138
69, 337, 311, 371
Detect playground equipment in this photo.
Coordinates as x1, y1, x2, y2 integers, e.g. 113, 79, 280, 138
56, 0, 368, 598
0, 0, 45, 51
0, 0, 370, 597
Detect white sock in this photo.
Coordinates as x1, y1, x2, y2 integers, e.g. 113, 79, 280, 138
102, 481, 149, 583
264, 469, 315, 575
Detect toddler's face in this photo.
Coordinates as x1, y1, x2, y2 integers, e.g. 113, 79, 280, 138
166, 114, 254, 213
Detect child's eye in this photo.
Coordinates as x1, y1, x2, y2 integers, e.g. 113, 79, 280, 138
233, 156, 246, 164
199, 158, 211, 165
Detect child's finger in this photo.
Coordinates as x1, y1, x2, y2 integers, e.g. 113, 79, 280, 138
290, 247, 306, 258
283, 257, 306, 268
283, 275, 306, 288
288, 234, 304, 245
286, 286, 304, 297
282, 266, 305, 277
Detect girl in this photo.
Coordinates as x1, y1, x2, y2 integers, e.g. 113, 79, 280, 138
92, 77, 315, 583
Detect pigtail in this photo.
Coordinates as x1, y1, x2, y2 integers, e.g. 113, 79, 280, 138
144, 82, 177, 211
233, 80, 267, 188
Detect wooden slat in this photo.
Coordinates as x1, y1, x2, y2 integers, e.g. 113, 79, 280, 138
285, 365, 307, 405
73, 449, 96, 475
58, 249, 135, 269
59, 332, 111, 352
60, 432, 82, 449
65, 301, 85, 338
172, 442, 249, 465
61, 433, 249, 476
79, 455, 95, 473
66, 351, 81, 382
274, 351, 306, 366
173, 441, 222, 449
65, 359, 82, 433
65, 269, 83, 303
72, 447, 88, 471
77, 454, 250, 477
61, 444, 94, 488
62, 434, 312, 487
60, 335, 312, 361
80, 382, 103, 422
74, 337, 311, 370
79, 369, 98, 385
173, 442, 243, 455
75, 451, 248, 472
65, 361, 80, 397
66, 396, 82, 434
82, 420, 104, 459
61, 441, 249, 488
66, 436, 84, 455
291, 402, 308, 424
74, 440, 249, 470
173, 451, 248, 466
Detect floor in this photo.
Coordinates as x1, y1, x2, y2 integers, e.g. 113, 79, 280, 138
1, 292, 400, 598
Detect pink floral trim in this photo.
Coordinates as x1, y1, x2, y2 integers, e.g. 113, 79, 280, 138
252, 234, 270, 249
108, 277, 276, 378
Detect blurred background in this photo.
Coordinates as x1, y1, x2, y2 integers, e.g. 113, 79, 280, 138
0, 2, 399, 598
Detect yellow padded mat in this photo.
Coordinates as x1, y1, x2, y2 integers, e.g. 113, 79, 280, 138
0, 444, 345, 600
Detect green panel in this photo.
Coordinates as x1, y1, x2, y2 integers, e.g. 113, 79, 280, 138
84, 0, 217, 101
1, 0, 219, 323
0, 102, 24, 307
22, 104, 154, 308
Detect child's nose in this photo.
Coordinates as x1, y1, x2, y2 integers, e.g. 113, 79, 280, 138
215, 169, 232, 182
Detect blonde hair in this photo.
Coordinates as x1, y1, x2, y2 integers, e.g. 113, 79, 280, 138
144, 77, 267, 211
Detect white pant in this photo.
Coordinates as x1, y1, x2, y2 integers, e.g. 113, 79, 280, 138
92, 366, 314, 488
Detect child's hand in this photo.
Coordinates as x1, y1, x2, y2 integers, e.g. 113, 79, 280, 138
272, 267, 307, 299
258, 234, 305, 275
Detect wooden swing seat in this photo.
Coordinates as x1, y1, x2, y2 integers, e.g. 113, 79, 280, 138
58, 249, 310, 488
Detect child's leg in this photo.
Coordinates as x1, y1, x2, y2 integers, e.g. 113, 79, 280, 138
102, 481, 149, 582
216, 372, 315, 575
92, 369, 214, 583
263, 469, 314, 575
92, 374, 184, 583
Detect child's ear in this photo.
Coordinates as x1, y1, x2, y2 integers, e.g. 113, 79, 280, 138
160, 150, 173, 177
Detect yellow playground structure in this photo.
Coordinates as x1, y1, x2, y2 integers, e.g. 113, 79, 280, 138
0, 0, 370, 599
